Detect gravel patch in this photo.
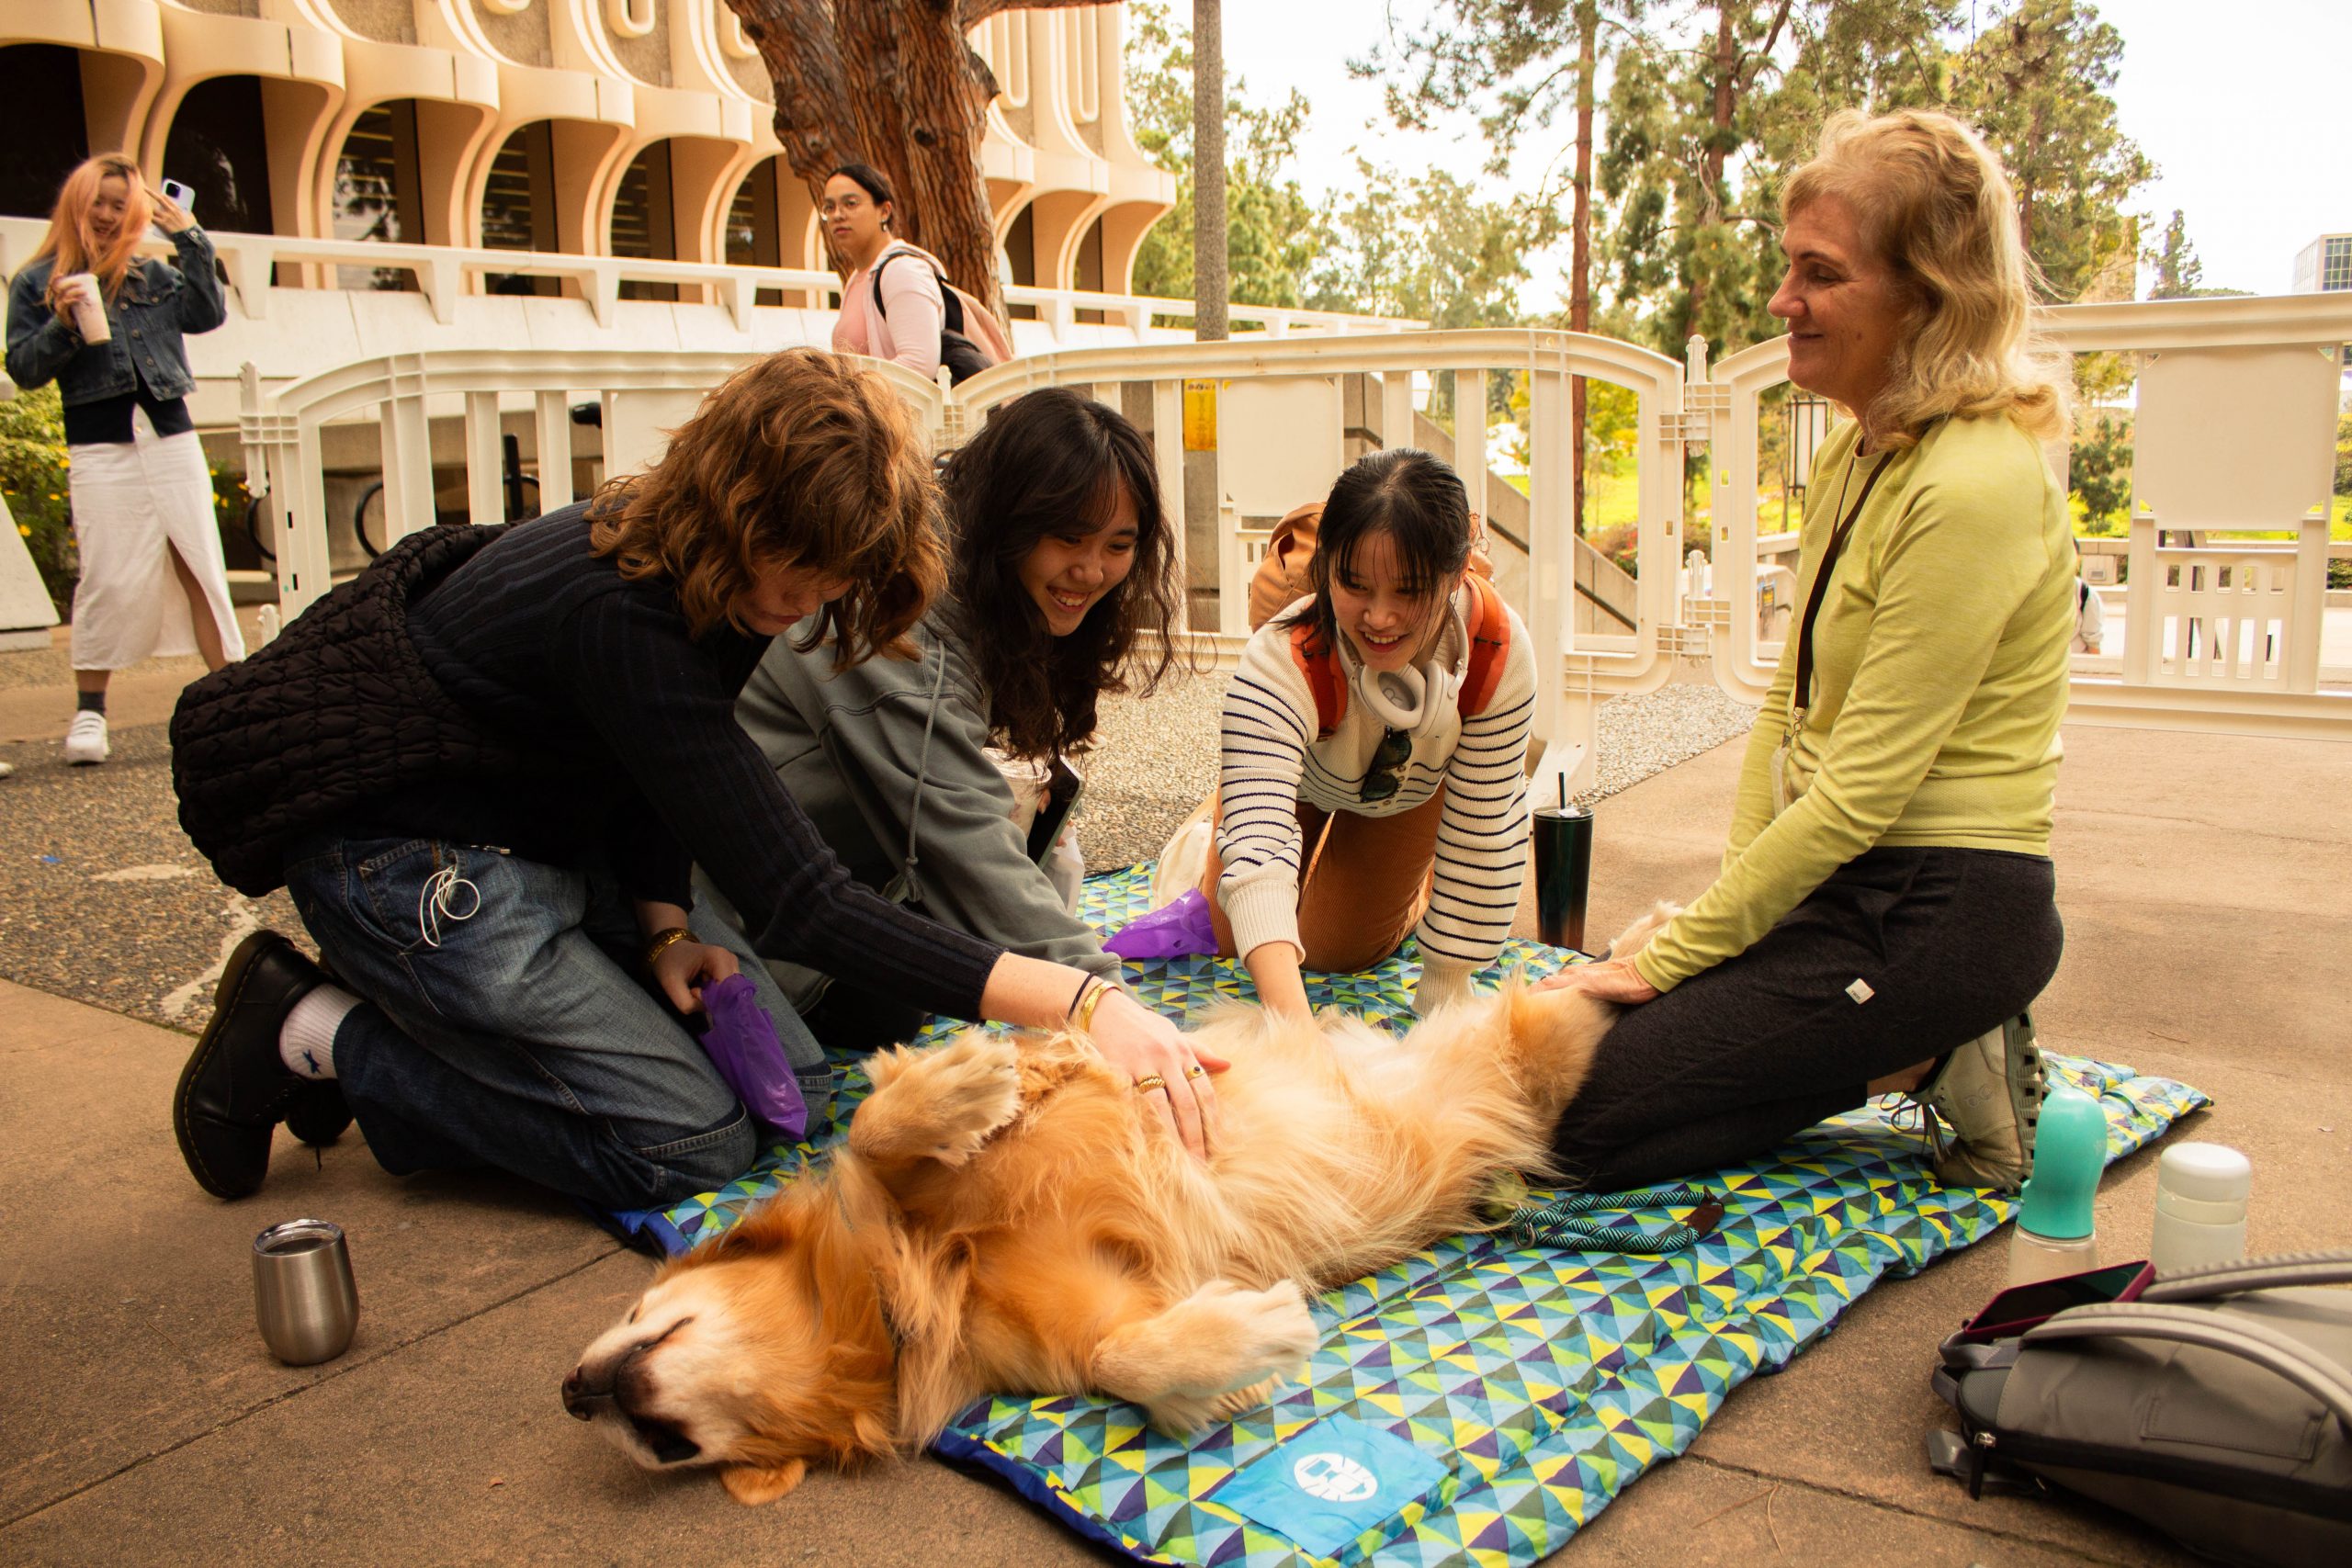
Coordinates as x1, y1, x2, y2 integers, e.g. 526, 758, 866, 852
1576, 677, 1759, 804
1072, 660, 1759, 872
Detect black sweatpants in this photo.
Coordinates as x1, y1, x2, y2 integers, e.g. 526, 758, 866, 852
1547, 846, 2063, 1190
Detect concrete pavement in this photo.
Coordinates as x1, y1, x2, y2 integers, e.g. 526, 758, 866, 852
3, 688, 2347, 1564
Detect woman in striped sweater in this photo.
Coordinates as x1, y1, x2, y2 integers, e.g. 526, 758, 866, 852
1204, 449, 1535, 1020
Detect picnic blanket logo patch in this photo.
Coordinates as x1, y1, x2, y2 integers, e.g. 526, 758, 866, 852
1211, 1415, 1451, 1558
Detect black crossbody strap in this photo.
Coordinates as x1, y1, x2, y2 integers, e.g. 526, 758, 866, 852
1793, 452, 1893, 711
870, 248, 967, 334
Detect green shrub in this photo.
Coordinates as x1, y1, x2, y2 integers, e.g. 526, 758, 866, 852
0, 385, 74, 617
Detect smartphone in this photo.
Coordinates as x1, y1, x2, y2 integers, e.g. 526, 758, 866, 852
1954, 1258, 2154, 1344
1024, 756, 1083, 863
148, 181, 194, 242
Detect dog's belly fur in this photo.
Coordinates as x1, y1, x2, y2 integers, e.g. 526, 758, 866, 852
909, 994, 1587, 1409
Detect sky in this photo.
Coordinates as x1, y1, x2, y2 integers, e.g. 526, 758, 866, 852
1215, 0, 2351, 308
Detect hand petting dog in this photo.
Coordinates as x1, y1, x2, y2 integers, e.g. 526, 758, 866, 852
1534, 957, 1658, 1005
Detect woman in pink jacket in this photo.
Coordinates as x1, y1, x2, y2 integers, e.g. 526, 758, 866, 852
824, 164, 944, 380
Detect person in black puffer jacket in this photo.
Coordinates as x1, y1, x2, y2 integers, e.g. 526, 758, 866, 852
168, 349, 1217, 1211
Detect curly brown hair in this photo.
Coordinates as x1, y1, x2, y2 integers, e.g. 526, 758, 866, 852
588, 349, 942, 667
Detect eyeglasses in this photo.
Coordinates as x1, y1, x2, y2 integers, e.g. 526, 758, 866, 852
1360, 727, 1411, 803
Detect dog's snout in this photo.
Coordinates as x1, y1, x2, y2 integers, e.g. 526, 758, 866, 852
567, 1316, 694, 1421
562, 1365, 612, 1420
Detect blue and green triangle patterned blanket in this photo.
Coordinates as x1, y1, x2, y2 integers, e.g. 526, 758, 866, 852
611, 865, 2209, 1568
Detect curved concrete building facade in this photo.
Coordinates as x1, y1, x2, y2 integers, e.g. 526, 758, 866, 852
0, 1, 1171, 300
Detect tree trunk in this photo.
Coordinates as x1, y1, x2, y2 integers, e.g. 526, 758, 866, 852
1686, 0, 1739, 336
1569, 1, 1597, 537
727, 0, 1115, 321
1191, 0, 1228, 341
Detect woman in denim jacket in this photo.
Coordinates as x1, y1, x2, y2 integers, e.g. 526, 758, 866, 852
6, 152, 241, 765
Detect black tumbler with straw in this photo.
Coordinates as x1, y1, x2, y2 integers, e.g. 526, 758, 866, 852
1532, 772, 1594, 953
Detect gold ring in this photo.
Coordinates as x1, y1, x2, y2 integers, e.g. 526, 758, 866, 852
1183, 1064, 1207, 1079
1132, 1074, 1167, 1094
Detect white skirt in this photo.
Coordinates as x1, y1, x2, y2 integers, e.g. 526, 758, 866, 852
66, 406, 246, 671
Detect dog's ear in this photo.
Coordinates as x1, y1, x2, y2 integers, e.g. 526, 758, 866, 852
720, 1458, 807, 1506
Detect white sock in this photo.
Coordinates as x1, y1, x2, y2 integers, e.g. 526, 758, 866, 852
279, 985, 360, 1079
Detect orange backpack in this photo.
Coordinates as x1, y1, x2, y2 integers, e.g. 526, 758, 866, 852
1251, 502, 1512, 741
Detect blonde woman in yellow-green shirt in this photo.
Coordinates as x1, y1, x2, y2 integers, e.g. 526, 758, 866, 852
1540, 108, 2074, 1194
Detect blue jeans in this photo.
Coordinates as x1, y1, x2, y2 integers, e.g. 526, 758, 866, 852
284, 833, 829, 1210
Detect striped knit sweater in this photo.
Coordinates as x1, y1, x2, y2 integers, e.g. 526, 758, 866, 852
1216, 590, 1535, 1014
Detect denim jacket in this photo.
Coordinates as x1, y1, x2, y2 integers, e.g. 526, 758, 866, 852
4, 227, 226, 408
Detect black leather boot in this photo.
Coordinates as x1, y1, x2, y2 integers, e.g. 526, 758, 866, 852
173, 931, 328, 1199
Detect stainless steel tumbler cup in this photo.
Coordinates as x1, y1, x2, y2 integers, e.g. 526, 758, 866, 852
253, 1219, 359, 1365
1532, 805, 1594, 953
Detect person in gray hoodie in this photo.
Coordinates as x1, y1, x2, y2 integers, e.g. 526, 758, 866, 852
708, 387, 1183, 1053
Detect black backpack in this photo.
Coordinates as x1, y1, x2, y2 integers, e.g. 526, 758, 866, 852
869, 248, 1007, 386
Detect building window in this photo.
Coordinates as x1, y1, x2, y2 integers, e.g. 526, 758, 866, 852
163, 75, 278, 240
2324, 237, 2352, 292
0, 46, 89, 220
481, 121, 559, 297
333, 101, 424, 291
612, 142, 678, 302
726, 155, 784, 306
1003, 203, 1037, 319
1073, 213, 1106, 323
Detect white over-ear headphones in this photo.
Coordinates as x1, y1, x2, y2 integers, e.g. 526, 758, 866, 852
1354, 646, 1464, 739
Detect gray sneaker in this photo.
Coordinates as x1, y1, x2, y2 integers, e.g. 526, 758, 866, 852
1914, 1011, 2044, 1191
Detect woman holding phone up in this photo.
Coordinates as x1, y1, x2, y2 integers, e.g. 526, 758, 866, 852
6, 153, 239, 764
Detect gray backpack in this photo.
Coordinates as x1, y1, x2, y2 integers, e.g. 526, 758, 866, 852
1932, 1250, 2352, 1567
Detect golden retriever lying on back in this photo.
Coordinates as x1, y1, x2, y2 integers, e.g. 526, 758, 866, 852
564, 909, 1668, 1505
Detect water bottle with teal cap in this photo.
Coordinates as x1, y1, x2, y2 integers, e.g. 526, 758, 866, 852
2007, 1084, 2106, 1286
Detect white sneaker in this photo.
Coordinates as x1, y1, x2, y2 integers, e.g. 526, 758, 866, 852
64, 709, 109, 765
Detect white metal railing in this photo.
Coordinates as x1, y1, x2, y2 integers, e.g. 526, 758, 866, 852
233, 294, 2352, 801
1700, 289, 2352, 739
0, 220, 1418, 341
2123, 519, 2331, 692
241, 330, 1672, 790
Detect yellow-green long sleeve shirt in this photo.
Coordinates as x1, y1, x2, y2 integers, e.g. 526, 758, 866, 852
1634, 412, 2075, 993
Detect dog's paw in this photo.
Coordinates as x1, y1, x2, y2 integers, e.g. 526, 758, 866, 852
1230, 1281, 1318, 1381
1204, 1376, 1283, 1422
1193, 1280, 1317, 1388
1143, 1369, 1291, 1437
914, 1032, 1024, 1165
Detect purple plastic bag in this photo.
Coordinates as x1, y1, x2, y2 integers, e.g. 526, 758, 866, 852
1102, 887, 1220, 960
697, 973, 808, 1139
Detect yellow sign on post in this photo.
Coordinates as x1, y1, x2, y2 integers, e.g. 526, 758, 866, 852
1182, 379, 1218, 451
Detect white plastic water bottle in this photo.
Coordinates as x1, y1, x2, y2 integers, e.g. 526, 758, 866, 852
2150, 1142, 2250, 1277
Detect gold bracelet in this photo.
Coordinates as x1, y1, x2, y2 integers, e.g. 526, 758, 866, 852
642, 926, 698, 973
1073, 978, 1114, 1033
